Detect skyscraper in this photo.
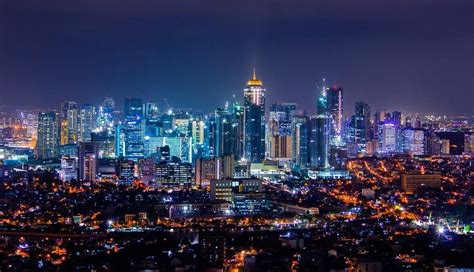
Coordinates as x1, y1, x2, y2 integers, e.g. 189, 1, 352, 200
291, 115, 310, 170
310, 81, 330, 169
326, 86, 343, 146
402, 128, 426, 155
243, 69, 266, 163
380, 123, 397, 153
268, 103, 297, 159
214, 107, 233, 157
348, 102, 370, 154
230, 102, 244, 160
123, 117, 145, 160
78, 104, 95, 142
60, 101, 78, 145
36, 111, 59, 159
123, 98, 144, 161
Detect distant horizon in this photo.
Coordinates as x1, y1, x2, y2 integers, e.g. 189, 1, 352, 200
1, 1, 473, 115
1, 98, 473, 118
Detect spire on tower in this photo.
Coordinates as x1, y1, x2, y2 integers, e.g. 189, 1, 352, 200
246, 68, 263, 86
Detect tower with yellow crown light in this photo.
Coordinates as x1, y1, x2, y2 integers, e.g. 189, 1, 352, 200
243, 68, 266, 162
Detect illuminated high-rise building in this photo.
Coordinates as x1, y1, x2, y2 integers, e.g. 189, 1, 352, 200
402, 128, 426, 155
231, 102, 245, 160
214, 107, 233, 157
348, 102, 370, 154
268, 103, 297, 159
60, 101, 78, 145
78, 104, 95, 142
326, 86, 343, 146
123, 117, 144, 161
204, 114, 216, 158
243, 69, 266, 163
391, 111, 403, 152
36, 111, 59, 159
291, 115, 310, 170
380, 123, 397, 153
123, 98, 144, 161
310, 81, 330, 169
191, 118, 206, 158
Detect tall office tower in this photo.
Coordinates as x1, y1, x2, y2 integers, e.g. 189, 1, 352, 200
402, 128, 426, 155
60, 101, 78, 145
348, 102, 371, 153
380, 123, 397, 154
114, 123, 125, 158
374, 110, 389, 140
204, 115, 216, 158
326, 86, 344, 146
355, 102, 371, 135
36, 112, 59, 159
243, 69, 266, 163
291, 115, 310, 170
391, 111, 402, 152
124, 98, 144, 118
78, 104, 95, 142
268, 103, 297, 159
190, 118, 206, 159
123, 98, 144, 161
123, 118, 144, 161
231, 102, 245, 160
214, 107, 233, 157
191, 119, 205, 146
78, 142, 95, 180
310, 81, 331, 169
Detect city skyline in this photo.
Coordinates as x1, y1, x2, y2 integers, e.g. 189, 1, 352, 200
1, 0, 473, 115
0, 2, 472, 271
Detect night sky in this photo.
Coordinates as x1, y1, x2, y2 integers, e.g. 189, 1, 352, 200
1, 0, 473, 114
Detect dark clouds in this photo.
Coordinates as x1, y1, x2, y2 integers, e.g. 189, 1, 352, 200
1, 0, 473, 114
